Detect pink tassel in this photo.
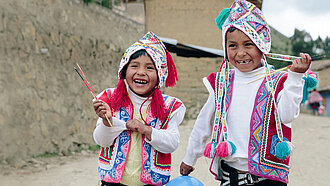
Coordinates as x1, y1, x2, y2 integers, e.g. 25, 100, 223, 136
111, 79, 132, 112
203, 142, 213, 158
215, 141, 230, 157
151, 88, 167, 121
165, 51, 178, 87
215, 140, 238, 158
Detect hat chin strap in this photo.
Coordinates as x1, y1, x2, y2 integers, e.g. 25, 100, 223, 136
139, 86, 166, 124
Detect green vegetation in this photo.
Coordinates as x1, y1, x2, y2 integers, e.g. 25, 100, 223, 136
291, 28, 330, 59
82, 0, 122, 9
88, 144, 101, 152
268, 26, 329, 69
33, 152, 59, 158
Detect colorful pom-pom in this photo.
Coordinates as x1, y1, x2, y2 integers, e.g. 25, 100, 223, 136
215, 141, 236, 158
215, 8, 231, 30
151, 88, 167, 121
275, 141, 294, 160
165, 51, 178, 87
203, 142, 213, 158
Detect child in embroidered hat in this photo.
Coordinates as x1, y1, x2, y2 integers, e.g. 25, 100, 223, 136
93, 32, 186, 186
180, 0, 311, 185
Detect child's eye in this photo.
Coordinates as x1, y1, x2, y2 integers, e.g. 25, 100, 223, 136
228, 44, 236, 48
147, 66, 155, 70
245, 42, 254, 46
129, 64, 138, 68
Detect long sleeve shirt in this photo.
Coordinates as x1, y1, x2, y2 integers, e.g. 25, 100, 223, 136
93, 87, 186, 153
183, 67, 304, 171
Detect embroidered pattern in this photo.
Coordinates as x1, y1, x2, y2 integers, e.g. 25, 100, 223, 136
248, 71, 291, 183
98, 108, 131, 182
221, 0, 271, 54
97, 88, 181, 185
140, 98, 178, 185
118, 32, 168, 88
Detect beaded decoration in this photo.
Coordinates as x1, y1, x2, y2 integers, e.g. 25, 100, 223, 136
209, 0, 292, 160
209, 61, 229, 157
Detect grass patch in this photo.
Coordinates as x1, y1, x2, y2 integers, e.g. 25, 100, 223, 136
33, 152, 58, 158
88, 144, 100, 152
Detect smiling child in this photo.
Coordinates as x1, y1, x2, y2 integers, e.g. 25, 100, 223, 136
180, 0, 311, 185
93, 32, 186, 186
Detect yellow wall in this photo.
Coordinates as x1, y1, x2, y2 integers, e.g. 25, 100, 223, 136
145, 0, 263, 49
145, 0, 233, 49
145, 0, 263, 118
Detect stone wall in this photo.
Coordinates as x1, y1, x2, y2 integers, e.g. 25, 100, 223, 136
0, 0, 144, 164
165, 56, 221, 120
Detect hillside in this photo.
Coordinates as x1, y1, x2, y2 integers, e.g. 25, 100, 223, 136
270, 25, 292, 54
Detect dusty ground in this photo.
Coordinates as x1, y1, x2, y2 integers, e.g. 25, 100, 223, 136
1, 113, 329, 186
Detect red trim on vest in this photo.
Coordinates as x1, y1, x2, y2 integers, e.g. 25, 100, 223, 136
206, 72, 217, 91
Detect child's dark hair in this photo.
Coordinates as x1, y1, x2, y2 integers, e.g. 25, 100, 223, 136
228, 27, 237, 33
111, 49, 167, 121
120, 50, 150, 78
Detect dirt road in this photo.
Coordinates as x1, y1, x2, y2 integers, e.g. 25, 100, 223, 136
1, 114, 329, 186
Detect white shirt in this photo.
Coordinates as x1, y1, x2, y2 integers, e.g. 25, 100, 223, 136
93, 87, 186, 154
183, 66, 304, 171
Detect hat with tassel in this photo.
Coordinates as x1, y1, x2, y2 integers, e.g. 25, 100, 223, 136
203, 0, 293, 160
217, 0, 271, 55
112, 32, 178, 122
118, 31, 178, 88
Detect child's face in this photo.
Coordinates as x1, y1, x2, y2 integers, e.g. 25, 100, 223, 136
125, 54, 158, 97
226, 29, 263, 72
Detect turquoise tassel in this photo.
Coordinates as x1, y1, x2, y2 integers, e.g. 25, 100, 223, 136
215, 141, 237, 158
275, 141, 294, 160
228, 141, 237, 155
215, 8, 231, 30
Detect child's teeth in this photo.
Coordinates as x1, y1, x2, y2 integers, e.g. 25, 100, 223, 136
238, 60, 249, 64
134, 80, 147, 84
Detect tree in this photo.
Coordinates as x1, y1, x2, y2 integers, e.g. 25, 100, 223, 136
291, 28, 314, 56
324, 36, 330, 58
313, 36, 325, 56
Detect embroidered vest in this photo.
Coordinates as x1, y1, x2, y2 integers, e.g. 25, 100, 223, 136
96, 88, 182, 185
207, 70, 291, 183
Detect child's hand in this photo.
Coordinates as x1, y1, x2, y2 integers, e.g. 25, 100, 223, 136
126, 119, 152, 140
93, 99, 112, 127
290, 53, 311, 73
180, 162, 195, 176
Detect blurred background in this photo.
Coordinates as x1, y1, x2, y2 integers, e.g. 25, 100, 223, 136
0, 0, 329, 185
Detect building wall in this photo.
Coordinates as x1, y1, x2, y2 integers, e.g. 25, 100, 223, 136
145, 0, 263, 117
145, 0, 263, 49
145, 0, 233, 49
325, 94, 330, 117
318, 68, 330, 117
317, 68, 330, 89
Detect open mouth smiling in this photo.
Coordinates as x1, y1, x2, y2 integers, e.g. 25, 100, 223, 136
134, 79, 148, 85
237, 60, 251, 64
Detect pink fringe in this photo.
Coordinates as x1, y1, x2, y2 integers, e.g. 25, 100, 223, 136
165, 51, 178, 87
151, 88, 166, 121
215, 141, 230, 158
111, 79, 132, 113
203, 143, 213, 158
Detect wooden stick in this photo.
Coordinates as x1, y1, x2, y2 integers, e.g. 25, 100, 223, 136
248, 66, 291, 84
90, 92, 113, 127
75, 64, 112, 127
